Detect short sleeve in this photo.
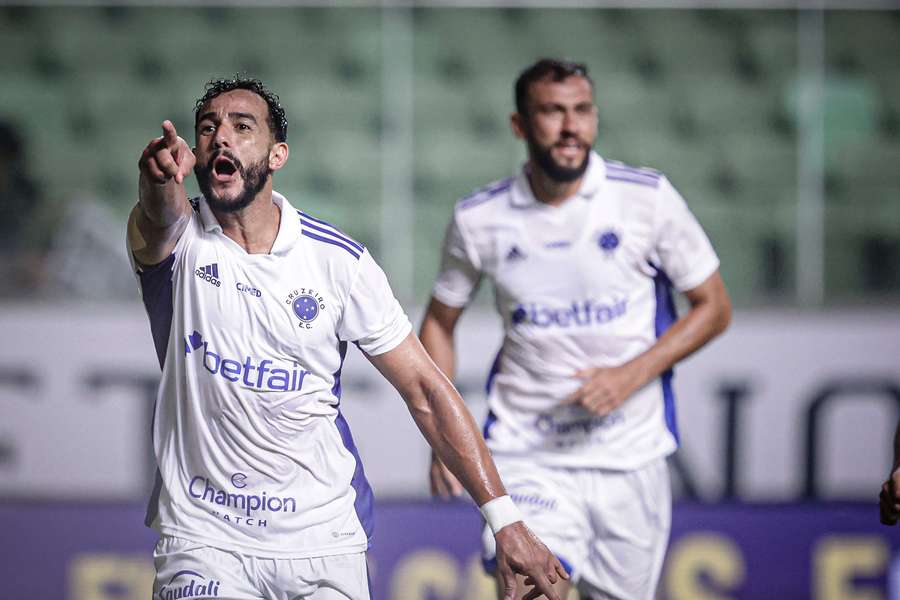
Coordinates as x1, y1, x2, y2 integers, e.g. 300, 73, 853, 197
338, 250, 412, 356
654, 178, 720, 292
431, 211, 482, 307
125, 206, 198, 280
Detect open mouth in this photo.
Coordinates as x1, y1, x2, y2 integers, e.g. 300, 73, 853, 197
554, 142, 585, 159
212, 156, 239, 182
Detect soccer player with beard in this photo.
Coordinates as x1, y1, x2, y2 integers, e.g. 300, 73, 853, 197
421, 59, 732, 600
126, 77, 567, 600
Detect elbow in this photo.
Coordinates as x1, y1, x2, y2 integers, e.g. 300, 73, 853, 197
404, 377, 441, 424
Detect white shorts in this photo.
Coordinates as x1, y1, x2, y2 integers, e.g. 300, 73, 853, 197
152, 535, 371, 600
482, 456, 671, 600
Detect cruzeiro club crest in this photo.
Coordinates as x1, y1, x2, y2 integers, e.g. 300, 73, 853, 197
597, 229, 621, 256
293, 296, 319, 321
285, 288, 326, 330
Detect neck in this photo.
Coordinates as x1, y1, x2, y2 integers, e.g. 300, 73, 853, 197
526, 161, 585, 207
211, 185, 281, 254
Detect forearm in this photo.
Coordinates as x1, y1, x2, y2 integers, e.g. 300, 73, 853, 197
628, 296, 729, 390
419, 312, 457, 380
406, 373, 505, 506
138, 172, 189, 228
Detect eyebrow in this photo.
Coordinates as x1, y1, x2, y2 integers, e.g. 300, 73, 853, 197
197, 111, 259, 123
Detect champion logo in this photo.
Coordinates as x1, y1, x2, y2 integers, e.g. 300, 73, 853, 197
195, 263, 222, 287
505, 246, 526, 262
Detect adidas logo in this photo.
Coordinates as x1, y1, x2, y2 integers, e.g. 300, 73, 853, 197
194, 263, 222, 288
505, 246, 526, 262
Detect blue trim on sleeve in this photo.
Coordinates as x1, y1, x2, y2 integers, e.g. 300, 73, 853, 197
301, 230, 361, 259
653, 265, 679, 443
138, 253, 176, 369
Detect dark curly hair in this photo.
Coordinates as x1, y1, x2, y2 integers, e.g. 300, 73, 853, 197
514, 58, 593, 117
194, 76, 288, 143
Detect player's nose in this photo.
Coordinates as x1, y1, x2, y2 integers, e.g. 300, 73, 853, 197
212, 125, 232, 148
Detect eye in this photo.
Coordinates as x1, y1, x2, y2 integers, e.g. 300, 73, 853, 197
200, 124, 215, 134
237, 122, 251, 131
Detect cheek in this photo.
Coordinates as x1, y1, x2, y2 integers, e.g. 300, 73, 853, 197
531, 121, 559, 143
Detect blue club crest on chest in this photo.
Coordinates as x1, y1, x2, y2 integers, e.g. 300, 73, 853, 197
596, 229, 621, 256
284, 288, 326, 329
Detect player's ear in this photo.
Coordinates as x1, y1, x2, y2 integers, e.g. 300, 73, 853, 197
269, 142, 289, 172
510, 112, 526, 140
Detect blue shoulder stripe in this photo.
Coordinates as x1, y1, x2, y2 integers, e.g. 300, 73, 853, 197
606, 161, 661, 189
301, 230, 361, 259
606, 173, 661, 189
297, 211, 365, 252
606, 160, 661, 178
459, 177, 514, 211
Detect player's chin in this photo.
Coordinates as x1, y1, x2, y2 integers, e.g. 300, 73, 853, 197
210, 182, 242, 200
208, 190, 244, 208
549, 153, 585, 172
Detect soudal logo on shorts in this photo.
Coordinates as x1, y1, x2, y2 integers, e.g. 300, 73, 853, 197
510, 298, 627, 328
184, 330, 310, 392
158, 570, 221, 599
195, 263, 221, 287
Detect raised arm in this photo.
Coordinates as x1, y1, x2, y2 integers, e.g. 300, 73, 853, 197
567, 270, 732, 414
366, 333, 567, 600
128, 120, 196, 266
419, 297, 468, 498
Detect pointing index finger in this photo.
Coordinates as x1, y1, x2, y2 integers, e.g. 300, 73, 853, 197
161, 120, 178, 147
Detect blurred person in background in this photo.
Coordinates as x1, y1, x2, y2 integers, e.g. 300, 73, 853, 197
0, 120, 49, 296
880, 420, 900, 526
421, 58, 732, 600
126, 76, 565, 600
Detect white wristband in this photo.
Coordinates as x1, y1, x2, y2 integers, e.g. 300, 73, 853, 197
480, 495, 523, 535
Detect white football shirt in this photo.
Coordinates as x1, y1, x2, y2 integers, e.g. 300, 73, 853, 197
128, 192, 411, 558
432, 152, 719, 470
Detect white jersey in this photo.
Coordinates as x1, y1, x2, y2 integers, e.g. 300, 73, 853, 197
128, 192, 411, 558
432, 152, 719, 470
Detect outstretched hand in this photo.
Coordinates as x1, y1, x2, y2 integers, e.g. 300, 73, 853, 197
495, 521, 568, 600
564, 363, 642, 416
139, 120, 195, 185
880, 467, 900, 525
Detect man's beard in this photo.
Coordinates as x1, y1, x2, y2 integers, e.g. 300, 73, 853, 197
195, 150, 271, 213
527, 134, 591, 183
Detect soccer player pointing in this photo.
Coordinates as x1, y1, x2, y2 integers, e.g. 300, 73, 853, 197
422, 59, 732, 600
128, 77, 565, 600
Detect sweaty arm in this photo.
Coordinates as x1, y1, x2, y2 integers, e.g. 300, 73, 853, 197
419, 297, 470, 497
368, 330, 498, 505
366, 333, 567, 600
128, 120, 196, 266
568, 270, 732, 414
